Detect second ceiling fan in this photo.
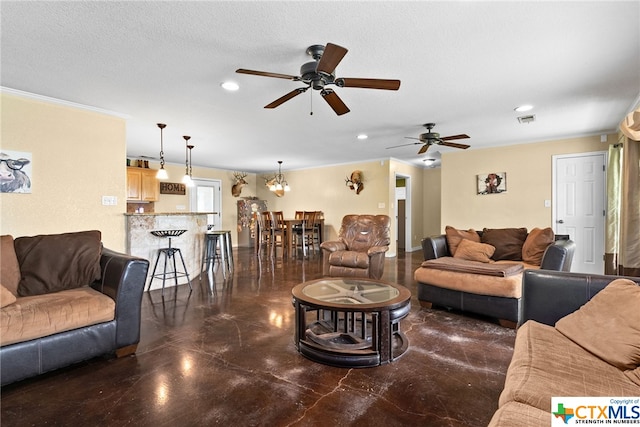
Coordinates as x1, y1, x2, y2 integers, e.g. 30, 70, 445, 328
236, 43, 401, 116
388, 123, 471, 154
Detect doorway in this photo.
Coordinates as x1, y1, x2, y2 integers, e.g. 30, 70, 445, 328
189, 179, 222, 230
395, 174, 412, 252
553, 152, 606, 274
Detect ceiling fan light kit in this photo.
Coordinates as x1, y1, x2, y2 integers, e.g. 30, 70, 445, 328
236, 42, 400, 116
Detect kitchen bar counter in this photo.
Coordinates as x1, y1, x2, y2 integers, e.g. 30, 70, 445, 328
125, 213, 211, 291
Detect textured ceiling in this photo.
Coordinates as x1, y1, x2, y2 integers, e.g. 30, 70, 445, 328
2, 1, 639, 173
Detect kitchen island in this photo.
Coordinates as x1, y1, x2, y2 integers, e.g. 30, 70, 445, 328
124, 212, 212, 291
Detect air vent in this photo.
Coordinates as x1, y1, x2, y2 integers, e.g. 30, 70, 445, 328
518, 114, 536, 124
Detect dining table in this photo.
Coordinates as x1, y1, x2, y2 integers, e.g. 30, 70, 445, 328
283, 217, 324, 257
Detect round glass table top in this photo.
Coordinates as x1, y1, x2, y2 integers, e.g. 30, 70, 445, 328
300, 278, 400, 305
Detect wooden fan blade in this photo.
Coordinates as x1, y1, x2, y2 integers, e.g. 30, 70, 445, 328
264, 88, 307, 109
438, 141, 471, 150
418, 144, 431, 154
317, 43, 348, 75
338, 78, 401, 91
236, 68, 298, 80
320, 89, 350, 115
441, 133, 470, 141
386, 142, 422, 149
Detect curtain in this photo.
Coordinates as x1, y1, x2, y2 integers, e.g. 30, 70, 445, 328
606, 109, 640, 277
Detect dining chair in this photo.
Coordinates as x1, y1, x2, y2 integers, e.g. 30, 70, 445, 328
294, 211, 317, 256
270, 211, 287, 256
256, 211, 272, 255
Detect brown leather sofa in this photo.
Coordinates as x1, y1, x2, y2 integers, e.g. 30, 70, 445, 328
489, 270, 640, 426
320, 214, 390, 280
415, 227, 575, 326
0, 232, 149, 386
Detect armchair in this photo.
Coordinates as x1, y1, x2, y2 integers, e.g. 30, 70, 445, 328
320, 214, 391, 280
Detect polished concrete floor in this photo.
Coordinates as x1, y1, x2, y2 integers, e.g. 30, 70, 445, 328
1, 247, 516, 426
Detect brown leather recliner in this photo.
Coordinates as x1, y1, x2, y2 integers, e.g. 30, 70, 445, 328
320, 214, 391, 280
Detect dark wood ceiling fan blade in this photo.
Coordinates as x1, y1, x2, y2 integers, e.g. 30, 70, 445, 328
321, 89, 350, 116
264, 88, 307, 109
317, 43, 348, 75
441, 134, 470, 141
386, 141, 422, 149
438, 141, 471, 149
236, 68, 298, 80
418, 144, 431, 154
338, 78, 401, 90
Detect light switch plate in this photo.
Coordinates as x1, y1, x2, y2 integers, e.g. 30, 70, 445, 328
102, 196, 117, 206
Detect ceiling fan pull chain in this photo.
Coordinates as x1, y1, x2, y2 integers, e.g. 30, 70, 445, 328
310, 88, 313, 115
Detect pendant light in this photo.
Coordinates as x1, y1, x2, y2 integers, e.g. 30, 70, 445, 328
156, 123, 169, 179
182, 135, 193, 187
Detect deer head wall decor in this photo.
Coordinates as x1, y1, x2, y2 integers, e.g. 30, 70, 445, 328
345, 170, 364, 195
231, 171, 248, 197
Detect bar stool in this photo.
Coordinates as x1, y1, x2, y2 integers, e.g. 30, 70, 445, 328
201, 232, 222, 279
202, 230, 233, 279
211, 230, 233, 275
147, 230, 192, 296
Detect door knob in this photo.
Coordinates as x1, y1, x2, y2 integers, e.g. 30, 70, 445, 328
557, 220, 564, 224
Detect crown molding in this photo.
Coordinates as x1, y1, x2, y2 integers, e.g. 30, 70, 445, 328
1, 86, 130, 119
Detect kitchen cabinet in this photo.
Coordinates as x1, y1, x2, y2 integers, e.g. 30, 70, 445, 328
127, 167, 159, 201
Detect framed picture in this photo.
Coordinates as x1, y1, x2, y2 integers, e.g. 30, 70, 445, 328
477, 172, 506, 195
1, 150, 32, 194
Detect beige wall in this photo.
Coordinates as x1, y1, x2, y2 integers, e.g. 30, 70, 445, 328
440, 135, 610, 232
151, 159, 428, 256
0, 92, 127, 251
256, 160, 399, 253
5, 91, 611, 257
422, 167, 442, 238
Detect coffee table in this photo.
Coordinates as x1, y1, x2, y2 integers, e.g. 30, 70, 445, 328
292, 278, 411, 368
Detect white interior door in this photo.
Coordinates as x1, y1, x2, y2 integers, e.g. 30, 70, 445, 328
190, 179, 222, 230
553, 152, 606, 274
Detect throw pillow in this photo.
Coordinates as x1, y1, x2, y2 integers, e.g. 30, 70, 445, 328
0, 284, 17, 308
481, 227, 528, 261
453, 239, 495, 263
15, 230, 102, 297
555, 278, 640, 370
0, 235, 21, 296
445, 226, 481, 256
521, 227, 555, 265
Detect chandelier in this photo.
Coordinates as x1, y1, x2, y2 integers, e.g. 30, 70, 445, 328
269, 160, 290, 193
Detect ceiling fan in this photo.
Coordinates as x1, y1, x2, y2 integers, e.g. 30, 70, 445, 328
236, 43, 401, 116
387, 123, 471, 154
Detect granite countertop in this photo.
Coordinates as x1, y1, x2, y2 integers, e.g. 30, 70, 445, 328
124, 212, 217, 216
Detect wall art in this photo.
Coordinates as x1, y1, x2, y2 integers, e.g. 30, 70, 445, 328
477, 172, 506, 195
1, 150, 32, 193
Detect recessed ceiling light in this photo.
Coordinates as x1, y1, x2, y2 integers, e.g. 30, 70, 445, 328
423, 158, 435, 165
514, 104, 533, 112
356, 134, 368, 140
221, 81, 239, 91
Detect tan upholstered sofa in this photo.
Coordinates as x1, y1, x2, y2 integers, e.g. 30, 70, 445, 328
489, 270, 640, 427
415, 226, 575, 326
0, 231, 149, 385
320, 214, 390, 280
